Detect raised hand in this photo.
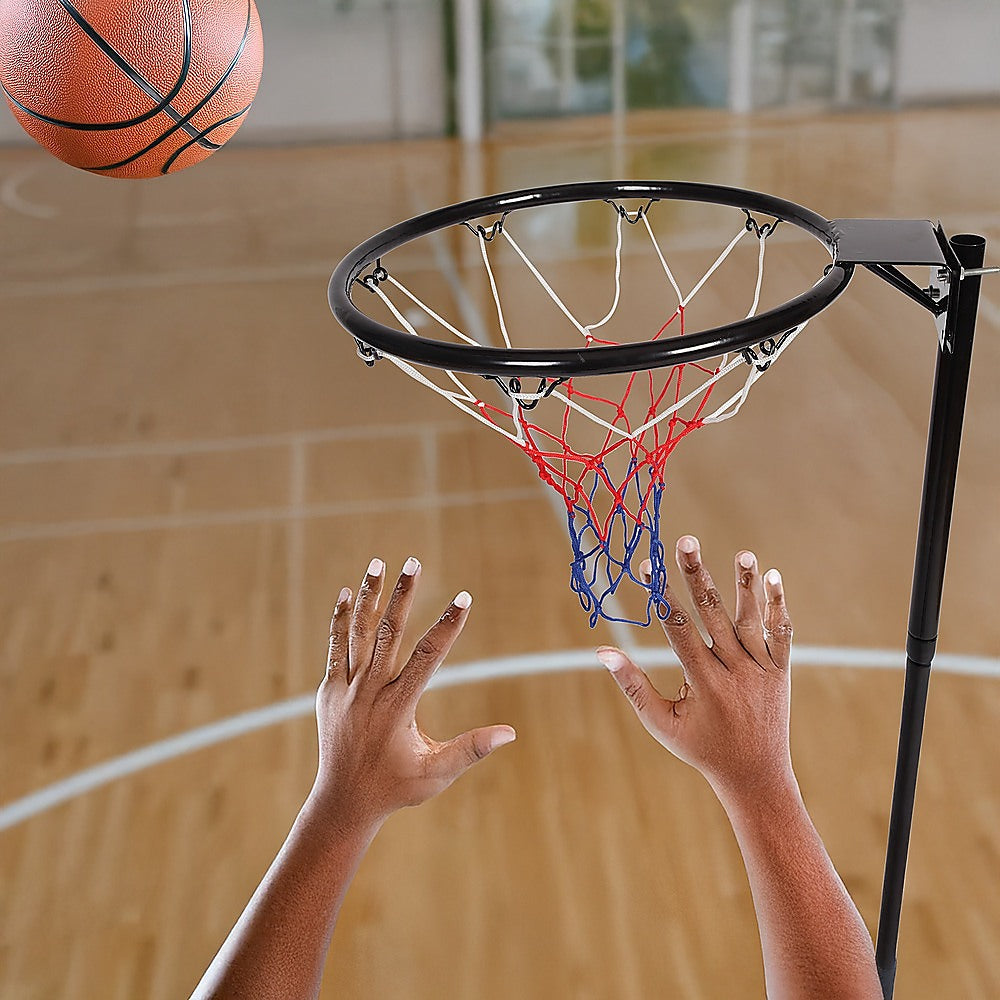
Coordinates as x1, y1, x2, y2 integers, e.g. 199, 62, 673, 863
192, 558, 515, 1000
313, 556, 516, 831
598, 536, 792, 800
599, 536, 881, 1000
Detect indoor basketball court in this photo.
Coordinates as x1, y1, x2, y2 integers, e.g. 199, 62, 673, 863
1, 2, 999, 998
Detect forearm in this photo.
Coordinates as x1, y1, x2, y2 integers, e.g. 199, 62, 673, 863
718, 777, 881, 1000
191, 792, 380, 1000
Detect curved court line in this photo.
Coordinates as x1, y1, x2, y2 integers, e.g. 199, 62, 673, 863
0, 165, 58, 219
2, 644, 999, 833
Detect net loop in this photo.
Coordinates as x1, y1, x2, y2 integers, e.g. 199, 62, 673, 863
355, 338, 381, 366
462, 211, 510, 242
482, 375, 567, 410
740, 328, 794, 372
744, 209, 781, 240
361, 260, 389, 291
604, 197, 658, 224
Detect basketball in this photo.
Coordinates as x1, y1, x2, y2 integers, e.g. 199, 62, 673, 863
0, 0, 263, 178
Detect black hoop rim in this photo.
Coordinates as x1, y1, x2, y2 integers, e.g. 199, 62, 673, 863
329, 180, 855, 378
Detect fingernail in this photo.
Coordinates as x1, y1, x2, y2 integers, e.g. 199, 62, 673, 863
337, 586, 352, 606
596, 647, 627, 672
402, 556, 420, 576
639, 558, 653, 579
764, 568, 783, 591
490, 727, 517, 750
678, 535, 699, 556
454, 591, 473, 609
738, 551, 755, 569
367, 557, 384, 577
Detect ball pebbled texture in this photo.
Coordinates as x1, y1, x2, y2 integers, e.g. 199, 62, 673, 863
0, 0, 263, 178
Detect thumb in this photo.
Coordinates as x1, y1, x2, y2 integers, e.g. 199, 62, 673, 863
597, 646, 672, 736
431, 725, 517, 785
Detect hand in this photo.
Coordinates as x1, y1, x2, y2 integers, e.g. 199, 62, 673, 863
310, 557, 516, 833
598, 536, 794, 802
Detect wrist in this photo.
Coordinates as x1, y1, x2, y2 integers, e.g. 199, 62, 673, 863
302, 782, 385, 847
710, 765, 802, 821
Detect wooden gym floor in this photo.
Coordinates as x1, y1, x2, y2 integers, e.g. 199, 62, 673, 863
1, 105, 999, 999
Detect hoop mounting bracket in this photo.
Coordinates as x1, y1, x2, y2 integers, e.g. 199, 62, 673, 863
831, 219, 945, 266
832, 219, 950, 317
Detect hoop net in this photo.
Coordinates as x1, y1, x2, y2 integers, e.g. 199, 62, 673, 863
355, 199, 813, 627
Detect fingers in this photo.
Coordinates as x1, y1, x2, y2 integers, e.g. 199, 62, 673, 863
597, 645, 677, 743
427, 725, 517, 785
349, 557, 385, 682
639, 558, 710, 681
675, 536, 741, 658
762, 569, 793, 670
390, 591, 473, 705
368, 557, 421, 684
733, 551, 771, 666
325, 587, 352, 684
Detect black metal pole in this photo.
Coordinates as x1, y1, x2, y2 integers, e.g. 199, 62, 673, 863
875, 233, 986, 998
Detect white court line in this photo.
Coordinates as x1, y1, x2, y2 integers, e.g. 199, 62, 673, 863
0, 261, 335, 298
1, 644, 998, 833
0, 164, 58, 220
0, 421, 456, 466
0, 487, 541, 544
136, 208, 235, 228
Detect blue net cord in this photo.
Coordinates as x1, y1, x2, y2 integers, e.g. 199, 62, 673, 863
565, 463, 670, 627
